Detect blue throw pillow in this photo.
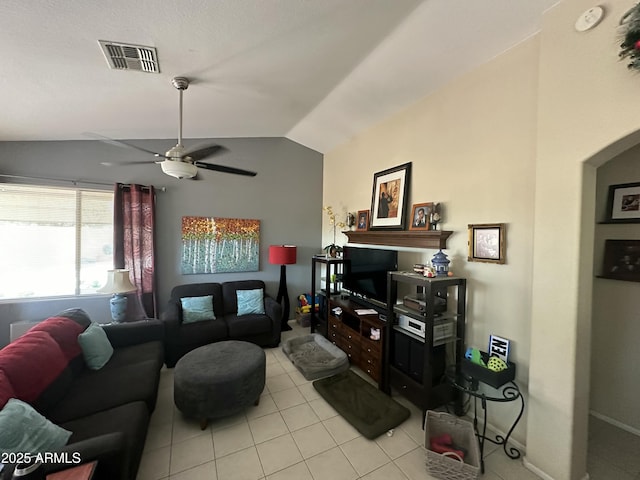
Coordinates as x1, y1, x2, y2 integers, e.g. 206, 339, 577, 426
180, 295, 215, 323
78, 322, 113, 370
0, 398, 72, 452
237, 288, 266, 316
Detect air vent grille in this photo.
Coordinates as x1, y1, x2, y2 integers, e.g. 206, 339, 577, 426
98, 40, 160, 73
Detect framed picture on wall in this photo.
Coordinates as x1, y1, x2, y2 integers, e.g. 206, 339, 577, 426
606, 182, 640, 223
369, 162, 411, 230
600, 239, 640, 282
468, 223, 506, 264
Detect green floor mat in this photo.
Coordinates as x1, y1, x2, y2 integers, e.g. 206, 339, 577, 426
313, 369, 410, 439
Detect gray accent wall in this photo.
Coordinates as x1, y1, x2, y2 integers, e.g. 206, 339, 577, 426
0, 137, 323, 347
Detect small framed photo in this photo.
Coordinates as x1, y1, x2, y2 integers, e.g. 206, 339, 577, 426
606, 182, 640, 223
370, 162, 411, 230
600, 239, 640, 282
468, 223, 506, 264
409, 202, 433, 230
356, 210, 369, 231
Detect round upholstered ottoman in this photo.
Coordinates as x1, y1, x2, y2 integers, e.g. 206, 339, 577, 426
174, 340, 266, 429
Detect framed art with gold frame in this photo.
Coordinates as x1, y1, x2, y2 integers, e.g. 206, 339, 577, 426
468, 223, 506, 264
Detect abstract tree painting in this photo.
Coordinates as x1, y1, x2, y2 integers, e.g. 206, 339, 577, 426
181, 216, 260, 274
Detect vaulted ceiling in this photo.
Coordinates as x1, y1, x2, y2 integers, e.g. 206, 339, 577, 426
0, 0, 558, 153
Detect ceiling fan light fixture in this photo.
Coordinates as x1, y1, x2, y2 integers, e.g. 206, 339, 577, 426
91, 76, 255, 179
160, 160, 198, 179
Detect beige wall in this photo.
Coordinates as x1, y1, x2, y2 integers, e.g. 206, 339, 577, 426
529, 1, 640, 478
325, 38, 540, 444
325, 1, 640, 478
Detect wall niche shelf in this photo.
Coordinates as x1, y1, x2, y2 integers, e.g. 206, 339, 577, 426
598, 220, 640, 225
343, 230, 452, 249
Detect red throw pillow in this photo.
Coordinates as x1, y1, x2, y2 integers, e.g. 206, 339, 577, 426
30, 316, 86, 362
0, 369, 15, 409
0, 331, 67, 403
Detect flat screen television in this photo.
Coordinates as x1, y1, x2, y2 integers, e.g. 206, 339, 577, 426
342, 246, 398, 308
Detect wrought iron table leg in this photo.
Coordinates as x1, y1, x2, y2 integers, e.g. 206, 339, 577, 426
471, 395, 486, 474
478, 384, 524, 461
495, 388, 524, 459
447, 375, 525, 472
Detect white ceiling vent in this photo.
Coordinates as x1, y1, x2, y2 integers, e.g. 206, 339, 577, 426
98, 40, 160, 73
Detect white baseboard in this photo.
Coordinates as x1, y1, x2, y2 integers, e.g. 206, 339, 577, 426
522, 457, 554, 480
522, 457, 590, 480
590, 410, 640, 437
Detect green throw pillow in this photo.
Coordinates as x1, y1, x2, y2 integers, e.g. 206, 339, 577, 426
236, 288, 265, 316
180, 295, 215, 323
78, 322, 113, 370
0, 398, 72, 452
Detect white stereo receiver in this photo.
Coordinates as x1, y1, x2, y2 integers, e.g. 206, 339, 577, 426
398, 315, 425, 336
397, 315, 454, 343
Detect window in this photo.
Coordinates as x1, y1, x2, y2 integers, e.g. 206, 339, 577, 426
0, 184, 114, 299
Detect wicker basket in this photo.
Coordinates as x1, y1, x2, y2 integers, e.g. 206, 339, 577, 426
295, 310, 311, 327
424, 411, 481, 480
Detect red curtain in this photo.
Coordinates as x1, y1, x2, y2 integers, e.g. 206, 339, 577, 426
114, 183, 157, 318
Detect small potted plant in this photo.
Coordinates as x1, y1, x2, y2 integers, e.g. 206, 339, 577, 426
323, 205, 346, 257
324, 244, 343, 258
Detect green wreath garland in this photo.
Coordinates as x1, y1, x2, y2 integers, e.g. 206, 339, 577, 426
620, 4, 640, 69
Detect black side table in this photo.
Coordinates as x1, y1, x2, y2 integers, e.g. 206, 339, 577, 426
446, 371, 525, 474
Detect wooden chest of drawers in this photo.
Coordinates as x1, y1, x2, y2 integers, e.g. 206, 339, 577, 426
327, 298, 384, 385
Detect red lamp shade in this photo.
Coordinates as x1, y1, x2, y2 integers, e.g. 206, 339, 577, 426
269, 245, 297, 265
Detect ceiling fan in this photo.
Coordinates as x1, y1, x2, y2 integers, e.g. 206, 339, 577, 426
96, 76, 257, 180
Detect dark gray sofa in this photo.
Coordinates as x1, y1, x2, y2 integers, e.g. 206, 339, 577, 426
161, 280, 282, 367
0, 308, 164, 480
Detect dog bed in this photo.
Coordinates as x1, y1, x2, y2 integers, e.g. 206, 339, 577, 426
282, 333, 349, 380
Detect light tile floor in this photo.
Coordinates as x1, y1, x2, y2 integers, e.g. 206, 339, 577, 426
137, 322, 637, 480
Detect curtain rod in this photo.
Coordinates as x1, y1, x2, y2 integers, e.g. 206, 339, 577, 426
0, 173, 166, 192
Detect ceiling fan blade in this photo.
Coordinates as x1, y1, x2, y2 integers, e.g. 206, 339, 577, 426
100, 159, 160, 167
85, 132, 168, 159
184, 144, 228, 161
194, 161, 257, 177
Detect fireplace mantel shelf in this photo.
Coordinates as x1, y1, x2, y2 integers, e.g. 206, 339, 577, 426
343, 230, 452, 250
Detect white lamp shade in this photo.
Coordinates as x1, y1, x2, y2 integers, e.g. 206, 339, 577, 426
97, 269, 137, 294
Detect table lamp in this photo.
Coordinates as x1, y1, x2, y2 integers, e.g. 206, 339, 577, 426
269, 245, 297, 331
97, 269, 137, 322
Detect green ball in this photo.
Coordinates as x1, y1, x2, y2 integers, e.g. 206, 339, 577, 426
487, 357, 507, 372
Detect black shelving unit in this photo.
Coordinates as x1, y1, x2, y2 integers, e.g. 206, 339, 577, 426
384, 271, 466, 417
310, 255, 345, 335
